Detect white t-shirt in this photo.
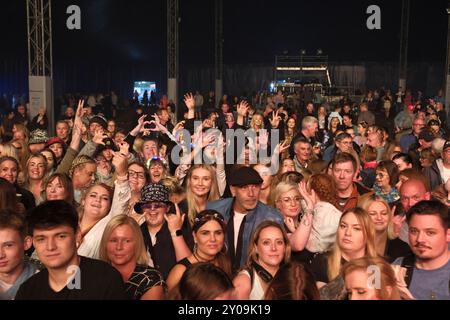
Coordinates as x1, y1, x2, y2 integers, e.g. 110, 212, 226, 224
233, 212, 247, 250
440, 165, 450, 185
0, 279, 13, 294
149, 232, 157, 246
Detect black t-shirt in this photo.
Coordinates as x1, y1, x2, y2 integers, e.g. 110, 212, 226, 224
309, 253, 347, 284
15, 256, 128, 300
140, 220, 194, 280
385, 238, 412, 263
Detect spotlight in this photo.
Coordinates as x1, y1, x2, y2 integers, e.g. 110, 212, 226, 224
317, 49, 323, 55
300, 49, 306, 55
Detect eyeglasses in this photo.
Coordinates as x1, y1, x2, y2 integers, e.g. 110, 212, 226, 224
279, 196, 301, 205
128, 170, 146, 179
141, 202, 167, 210
376, 172, 387, 178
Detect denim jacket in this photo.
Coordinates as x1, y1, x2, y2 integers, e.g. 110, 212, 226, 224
206, 198, 283, 269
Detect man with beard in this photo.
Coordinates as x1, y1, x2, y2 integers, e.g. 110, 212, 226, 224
393, 201, 450, 300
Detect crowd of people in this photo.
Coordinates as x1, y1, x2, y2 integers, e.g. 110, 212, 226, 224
0, 86, 449, 300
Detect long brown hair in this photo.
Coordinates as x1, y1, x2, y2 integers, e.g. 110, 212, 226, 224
264, 261, 320, 300
42, 173, 75, 205
246, 221, 291, 270
173, 263, 233, 300
0, 178, 23, 214
192, 210, 231, 276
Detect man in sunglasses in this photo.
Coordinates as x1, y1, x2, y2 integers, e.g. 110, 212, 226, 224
136, 183, 193, 279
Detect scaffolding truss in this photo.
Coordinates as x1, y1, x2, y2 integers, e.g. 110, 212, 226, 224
27, 0, 53, 77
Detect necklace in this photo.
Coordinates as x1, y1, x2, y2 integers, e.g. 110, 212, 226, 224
193, 251, 215, 263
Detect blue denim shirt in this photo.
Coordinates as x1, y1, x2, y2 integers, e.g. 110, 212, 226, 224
206, 198, 283, 269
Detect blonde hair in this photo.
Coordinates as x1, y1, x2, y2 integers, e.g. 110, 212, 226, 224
185, 165, 220, 226
99, 215, 150, 266
270, 181, 299, 209
13, 123, 30, 142
0, 142, 19, 159
341, 256, 401, 300
327, 208, 377, 281
358, 192, 396, 239
78, 183, 113, 220
12, 139, 30, 173
133, 137, 145, 155
22, 153, 48, 188
250, 113, 264, 131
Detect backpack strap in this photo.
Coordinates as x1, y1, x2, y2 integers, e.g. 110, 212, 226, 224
400, 254, 416, 288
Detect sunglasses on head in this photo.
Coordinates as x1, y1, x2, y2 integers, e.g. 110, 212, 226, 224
194, 212, 225, 224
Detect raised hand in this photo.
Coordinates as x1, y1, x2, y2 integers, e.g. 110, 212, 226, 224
184, 93, 195, 110
149, 114, 168, 133
258, 129, 269, 147
73, 99, 85, 132
270, 110, 281, 128
201, 132, 216, 148
119, 141, 130, 157
164, 203, 185, 234
202, 119, 213, 129
279, 139, 290, 153
298, 181, 316, 211
92, 129, 107, 145
76, 99, 85, 118
130, 114, 152, 136
284, 217, 297, 233
173, 121, 185, 133
191, 123, 203, 146
236, 101, 250, 117
274, 139, 290, 154
112, 152, 128, 177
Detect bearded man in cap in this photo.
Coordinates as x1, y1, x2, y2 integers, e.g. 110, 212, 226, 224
206, 166, 283, 272
137, 183, 193, 279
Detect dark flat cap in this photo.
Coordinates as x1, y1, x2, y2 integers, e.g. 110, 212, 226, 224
229, 166, 263, 187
